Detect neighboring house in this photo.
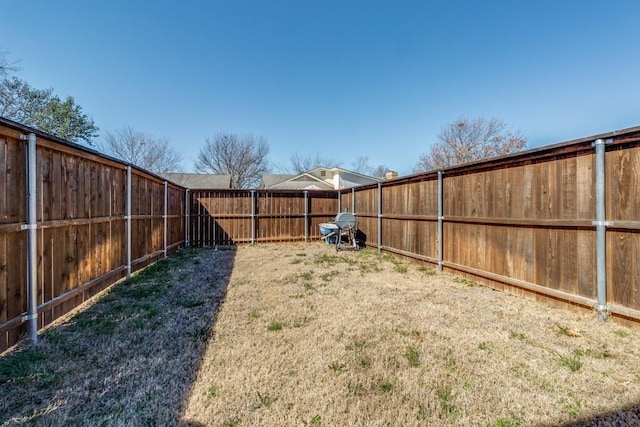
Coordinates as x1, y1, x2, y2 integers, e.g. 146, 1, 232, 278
260, 167, 383, 190
162, 173, 232, 189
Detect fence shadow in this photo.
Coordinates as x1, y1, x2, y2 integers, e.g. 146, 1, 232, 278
0, 248, 235, 426
547, 403, 640, 426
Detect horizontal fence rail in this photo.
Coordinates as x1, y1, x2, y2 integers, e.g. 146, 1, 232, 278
188, 189, 338, 246
0, 119, 186, 353
2, 115, 640, 354
341, 129, 640, 323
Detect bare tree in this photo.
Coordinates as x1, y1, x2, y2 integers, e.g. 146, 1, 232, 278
283, 153, 341, 174
195, 132, 269, 188
350, 156, 390, 178
0, 52, 17, 77
415, 117, 527, 172
100, 126, 183, 174
370, 164, 392, 179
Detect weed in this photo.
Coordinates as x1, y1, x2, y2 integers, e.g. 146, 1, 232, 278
180, 299, 204, 308
347, 381, 365, 396
614, 329, 630, 338
417, 265, 436, 275
320, 270, 340, 282
252, 392, 274, 410
329, 362, 348, 372
444, 348, 457, 372
454, 277, 475, 287
359, 358, 371, 368
301, 271, 314, 281
559, 353, 582, 372
378, 381, 393, 393
291, 258, 303, 264
404, 346, 421, 367
268, 321, 283, 331
189, 326, 212, 342
394, 264, 408, 274
293, 316, 312, 328
586, 344, 611, 359
478, 341, 490, 351
208, 385, 219, 397
436, 384, 456, 416
222, 416, 242, 427
509, 330, 526, 341
495, 417, 522, 427
304, 414, 321, 425
347, 338, 369, 352
540, 379, 554, 392
296, 253, 307, 257
559, 392, 582, 418
248, 310, 261, 319
417, 403, 429, 420
556, 324, 582, 337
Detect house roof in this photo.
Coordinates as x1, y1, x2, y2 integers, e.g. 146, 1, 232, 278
261, 174, 296, 188
261, 167, 382, 190
307, 166, 384, 182
162, 173, 232, 189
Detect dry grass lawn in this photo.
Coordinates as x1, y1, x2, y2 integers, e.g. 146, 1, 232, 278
2, 243, 640, 426
183, 244, 640, 427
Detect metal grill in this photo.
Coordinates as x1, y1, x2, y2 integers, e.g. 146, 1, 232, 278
319, 211, 358, 251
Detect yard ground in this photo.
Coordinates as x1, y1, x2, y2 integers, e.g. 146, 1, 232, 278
1, 243, 640, 426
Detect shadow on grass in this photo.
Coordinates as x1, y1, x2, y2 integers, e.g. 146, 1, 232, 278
0, 248, 235, 426
548, 403, 640, 427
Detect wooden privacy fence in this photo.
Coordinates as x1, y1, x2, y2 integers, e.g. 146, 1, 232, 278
0, 119, 186, 353
342, 127, 640, 323
188, 189, 338, 246
2, 115, 640, 353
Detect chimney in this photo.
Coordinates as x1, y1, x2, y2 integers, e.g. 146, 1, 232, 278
385, 171, 398, 180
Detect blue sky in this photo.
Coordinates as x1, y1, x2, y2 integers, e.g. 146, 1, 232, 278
2, 1, 639, 175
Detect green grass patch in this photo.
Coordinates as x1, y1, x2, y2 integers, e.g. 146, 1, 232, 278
559, 353, 582, 372
436, 384, 457, 416
0, 348, 48, 384
453, 277, 475, 287
180, 299, 205, 308
495, 417, 522, 427
404, 346, 421, 367
614, 329, 630, 338
417, 265, 436, 275
268, 321, 283, 331
378, 380, 393, 393
509, 330, 527, 341
328, 362, 348, 372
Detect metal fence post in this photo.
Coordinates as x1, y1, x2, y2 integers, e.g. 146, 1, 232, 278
184, 189, 190, 247
163, 181, 168, 258
337, 190, 341, 212
251, 190, 256, 245
21, 132, 38, 344
126, 166, 132, 279
377, 182, 382, 252
438, 171, 444, 272
593, 138, 611, 321
304, 190, 309, 242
